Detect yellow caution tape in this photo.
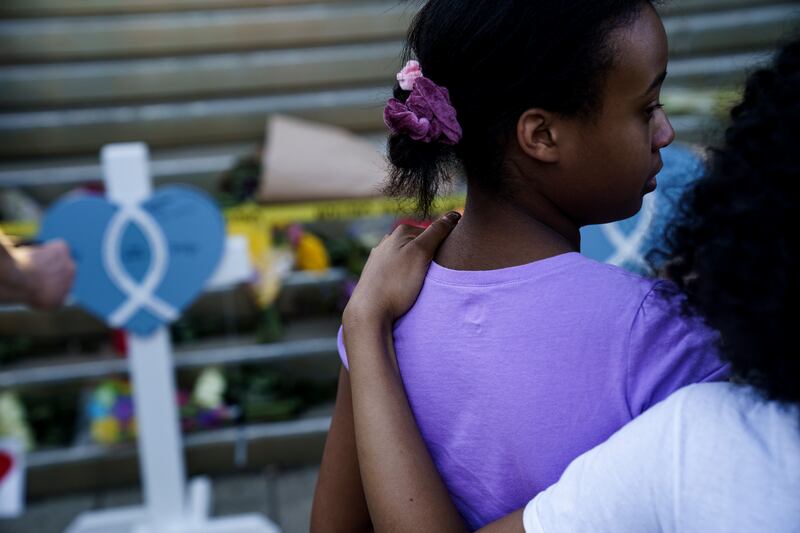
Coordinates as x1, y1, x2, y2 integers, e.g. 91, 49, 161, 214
1, 195, 466, 308
0, 221, 39, 240
1, 194, 466, 239
224, 194, 466, 226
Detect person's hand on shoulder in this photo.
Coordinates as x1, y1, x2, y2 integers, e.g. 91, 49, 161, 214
343, 211, 460, 328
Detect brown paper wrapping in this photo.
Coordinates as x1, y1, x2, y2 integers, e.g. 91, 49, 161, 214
258, 115, 387, 202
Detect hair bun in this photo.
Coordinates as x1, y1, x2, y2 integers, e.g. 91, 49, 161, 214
385, 129, 456, 217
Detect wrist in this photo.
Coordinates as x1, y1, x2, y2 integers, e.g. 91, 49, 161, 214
4, 248, 34, 303
342, 301, 392, 333
15, 257, 39, 308
342, 304, 398, 373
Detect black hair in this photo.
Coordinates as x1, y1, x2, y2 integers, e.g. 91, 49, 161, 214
385, 0, 655, 216
656, 36, 800, 407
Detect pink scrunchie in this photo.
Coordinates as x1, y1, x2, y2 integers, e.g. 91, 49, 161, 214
384, 66, 462, 145
396, 60, 423, 91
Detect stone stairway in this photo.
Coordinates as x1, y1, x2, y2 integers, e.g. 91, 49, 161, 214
0, 0, 797, 198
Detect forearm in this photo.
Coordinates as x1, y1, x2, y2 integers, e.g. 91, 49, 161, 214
346, 314, 468, 533
311, 369, 374, 533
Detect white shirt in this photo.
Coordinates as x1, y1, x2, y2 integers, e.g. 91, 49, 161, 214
524, 382, 800, 532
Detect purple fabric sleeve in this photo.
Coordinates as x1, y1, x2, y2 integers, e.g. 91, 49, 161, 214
626, 281, 729, 417
337, 325, 349, 371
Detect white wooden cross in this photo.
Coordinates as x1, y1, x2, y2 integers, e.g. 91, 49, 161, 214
66, 143, 280, 533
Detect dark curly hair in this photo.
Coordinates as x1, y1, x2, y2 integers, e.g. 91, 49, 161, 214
385, 0, 656, 216
657, 36, 800, 408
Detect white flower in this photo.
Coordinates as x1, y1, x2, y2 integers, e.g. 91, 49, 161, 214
193, 367, 226, 409
0, 392, 34, 450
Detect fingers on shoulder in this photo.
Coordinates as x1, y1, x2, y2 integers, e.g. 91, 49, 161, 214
412, 213, 461, 254
394, 224, 424, 239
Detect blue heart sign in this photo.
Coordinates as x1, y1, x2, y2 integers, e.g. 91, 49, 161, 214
39, 186, 226, 336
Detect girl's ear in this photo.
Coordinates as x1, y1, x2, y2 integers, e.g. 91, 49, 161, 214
516, 109, 560, 163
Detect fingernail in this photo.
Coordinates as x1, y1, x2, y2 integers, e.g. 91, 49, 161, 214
445, 211, 461, 222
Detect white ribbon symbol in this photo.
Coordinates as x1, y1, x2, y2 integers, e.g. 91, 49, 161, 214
602, 193, 657, 269
102, 205, 178, 328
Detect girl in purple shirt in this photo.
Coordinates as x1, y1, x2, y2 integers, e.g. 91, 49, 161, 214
312, 1, 727, 530
332, 36, 800, 532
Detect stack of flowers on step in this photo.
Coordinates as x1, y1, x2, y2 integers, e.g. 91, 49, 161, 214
87, 369, 238, 445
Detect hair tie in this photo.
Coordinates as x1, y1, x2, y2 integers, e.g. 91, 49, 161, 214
384, 61, 463, 145
396, 60, 423, 91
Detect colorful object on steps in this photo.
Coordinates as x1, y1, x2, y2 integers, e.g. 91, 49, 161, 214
295, 232, 330, 271
87, 376, 238, 445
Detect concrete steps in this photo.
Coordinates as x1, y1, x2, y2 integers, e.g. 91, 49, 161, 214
0, 0, 796, 194
0, 41, 403, 108
0, 2, 412, 63
0, 86, 389, 158
0, 0, 349, 18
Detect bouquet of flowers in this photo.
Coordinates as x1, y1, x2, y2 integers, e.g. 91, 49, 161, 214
86, 368, 239, 446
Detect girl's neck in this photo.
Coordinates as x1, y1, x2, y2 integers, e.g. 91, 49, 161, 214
434, 187, 581, 271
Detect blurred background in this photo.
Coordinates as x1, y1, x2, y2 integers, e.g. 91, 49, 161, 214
0, 0, 797, 531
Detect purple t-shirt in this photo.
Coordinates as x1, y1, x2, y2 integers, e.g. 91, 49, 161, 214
338, 252, 728, 529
